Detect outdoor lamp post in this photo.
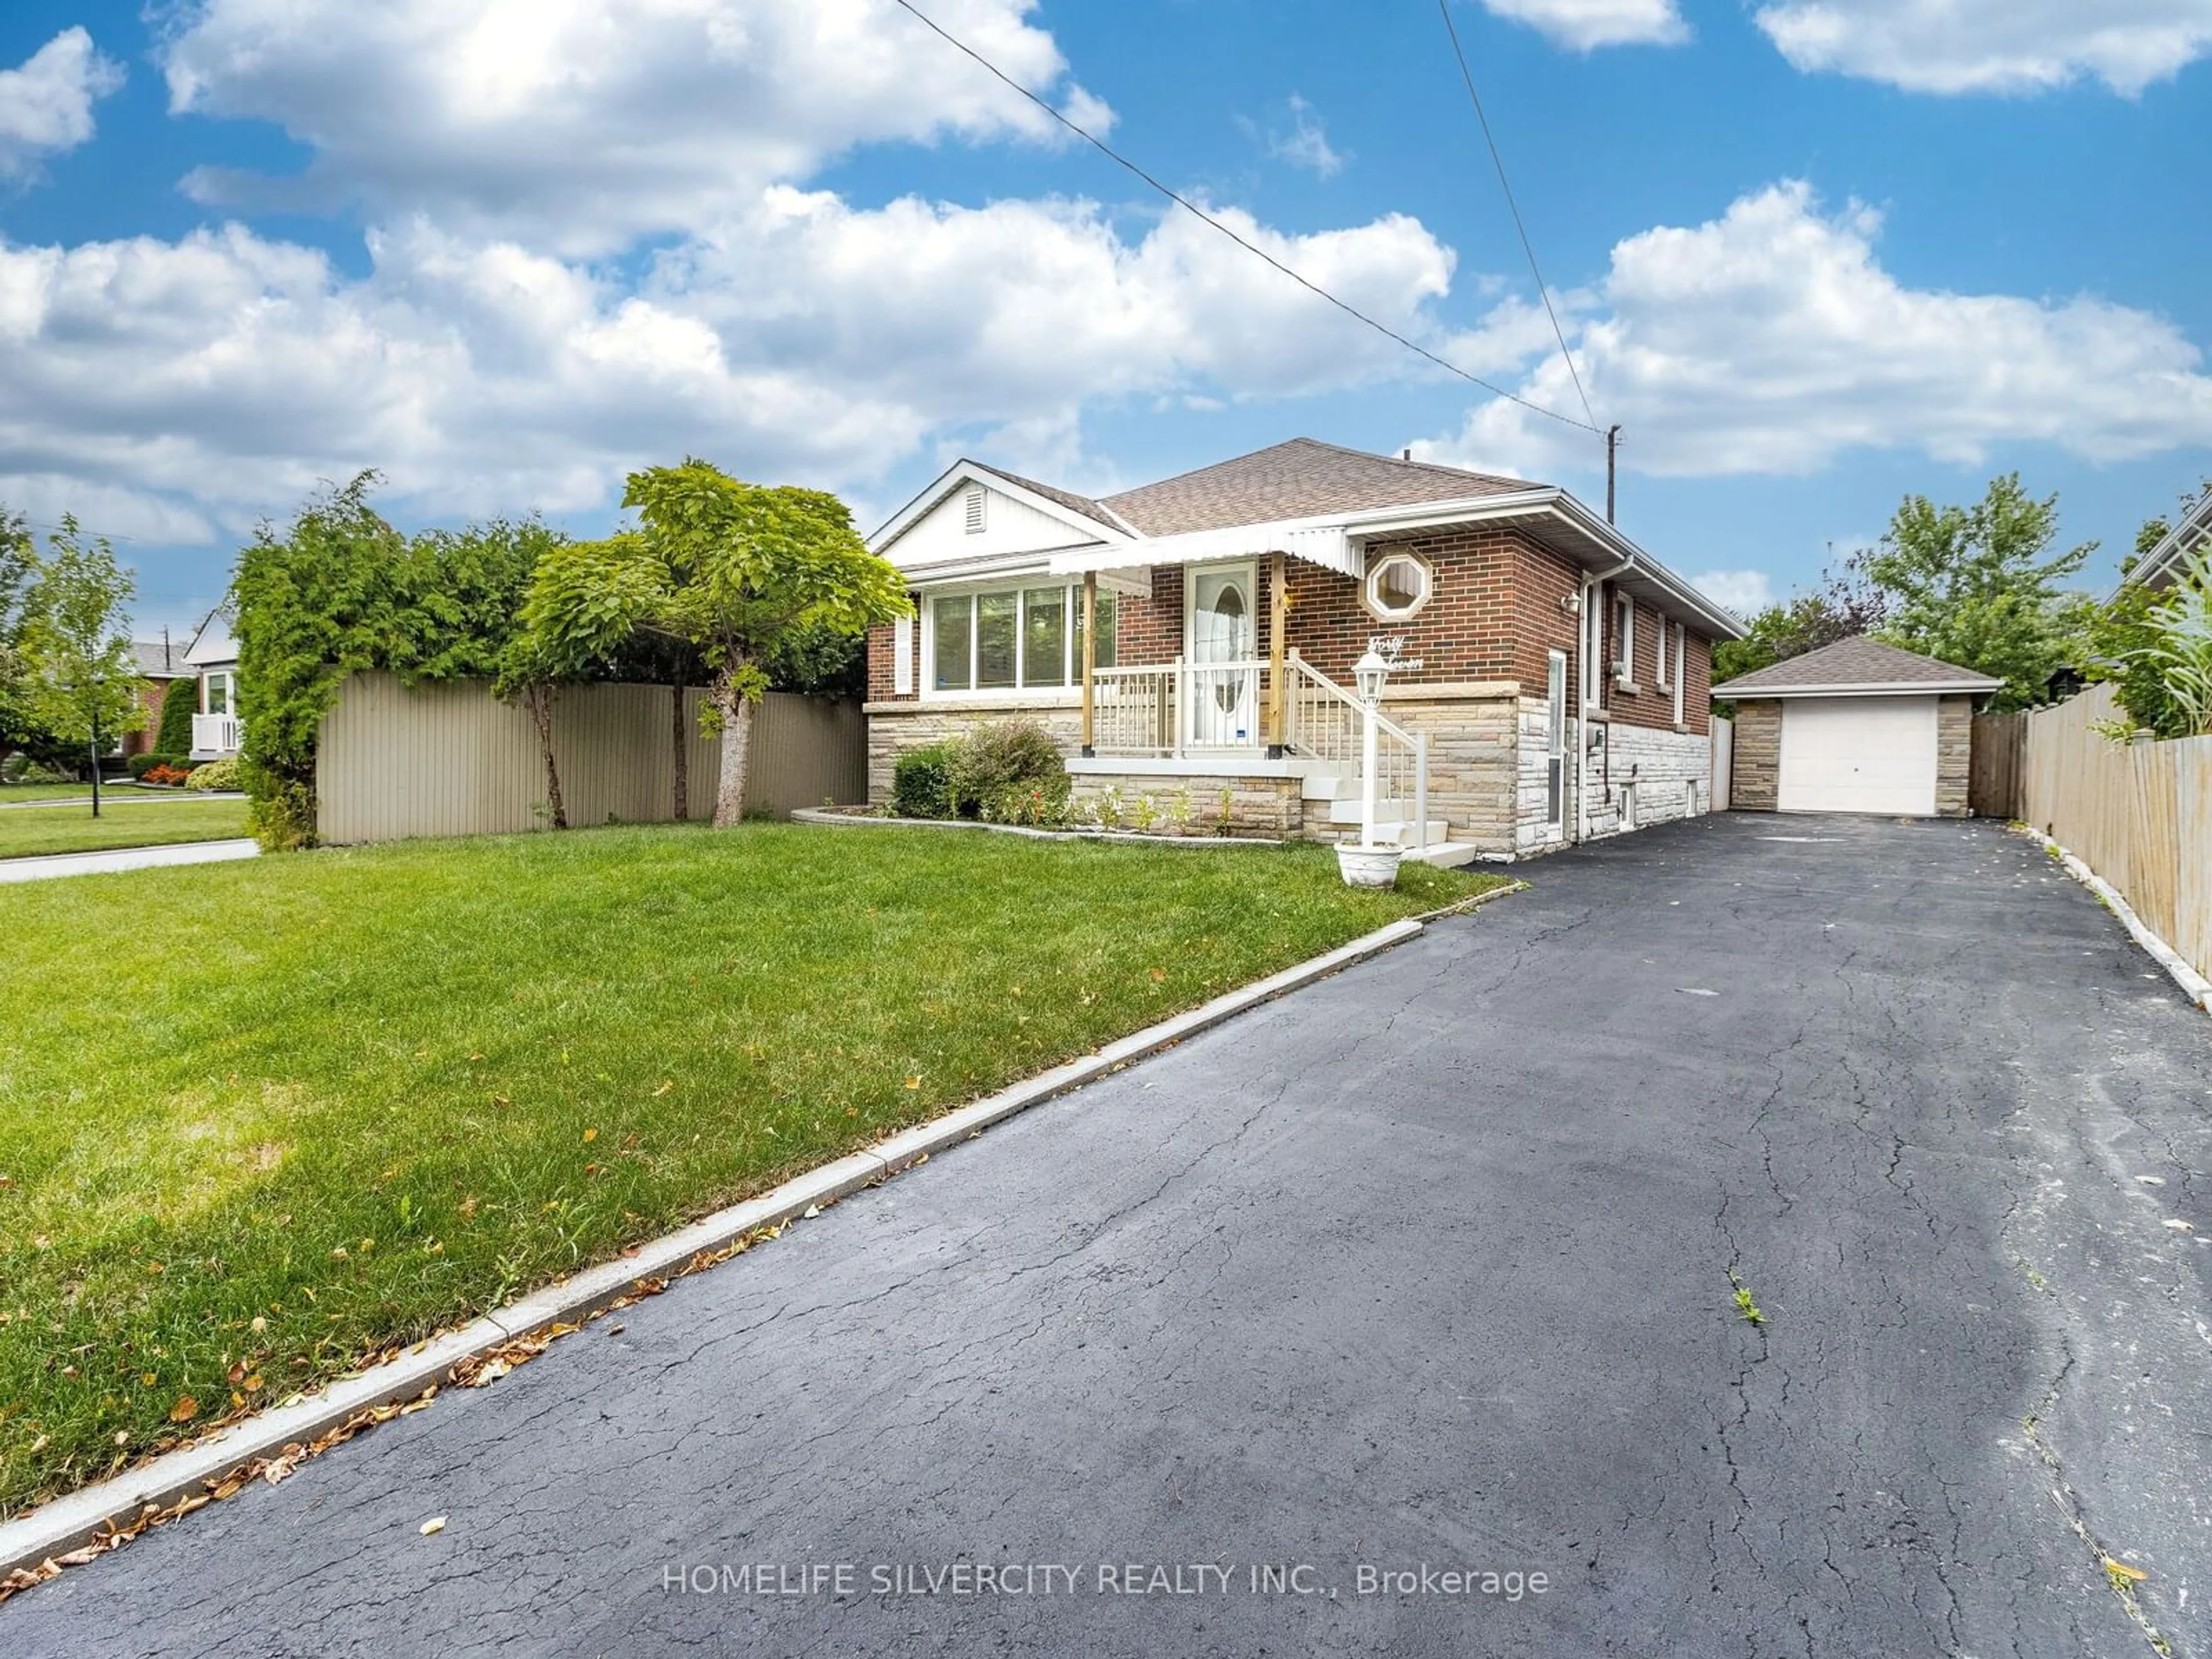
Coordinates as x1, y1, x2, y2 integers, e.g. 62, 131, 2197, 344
1336, 647, 1403, 889
1353, 647, 1387, 846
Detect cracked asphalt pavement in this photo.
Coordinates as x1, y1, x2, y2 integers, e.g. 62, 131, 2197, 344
8, 813, 2210, 1656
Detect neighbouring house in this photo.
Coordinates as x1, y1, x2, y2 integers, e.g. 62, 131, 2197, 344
123, 637, 195, 758
1711, 637, 2002, 817
862, 438, 1744, 862
181, 603, 243, 761
2119, 484, 2210, 597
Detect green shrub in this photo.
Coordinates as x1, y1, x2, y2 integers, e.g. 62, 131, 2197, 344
127, 752, 179, 781
156, 677, 199, 755
186, 756, 244, 792
891, 745, 956, 819
945, 720, 1067, 819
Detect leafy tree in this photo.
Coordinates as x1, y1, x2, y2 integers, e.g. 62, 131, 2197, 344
1865, 475, 2094, 711
233, 475, 414, 848
527, 460, 907, 827
20, 520, 143, 814
154, 672, 199, 756
1712, 551, 1891, 686
0, 507, 36, 762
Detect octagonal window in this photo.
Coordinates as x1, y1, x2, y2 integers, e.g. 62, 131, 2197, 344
1365, 551, 1433, 620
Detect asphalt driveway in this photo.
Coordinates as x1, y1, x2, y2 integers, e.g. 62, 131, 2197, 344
8, 813, 2209, 1657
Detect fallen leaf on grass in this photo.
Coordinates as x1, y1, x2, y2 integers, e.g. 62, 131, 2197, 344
1148, 967, 1167, 983
653, 1080, 675, 1097
582, 1127, 599, 1143
169, 1396, 199, 1423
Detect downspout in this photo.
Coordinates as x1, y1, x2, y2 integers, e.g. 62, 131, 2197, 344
1577, 550, 1635, 845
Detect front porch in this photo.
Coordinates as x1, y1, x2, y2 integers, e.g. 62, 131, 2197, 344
190, 713, 241, 760
1071, 652, 1461, 860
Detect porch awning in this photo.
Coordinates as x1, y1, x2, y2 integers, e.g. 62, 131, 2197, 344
1046, 521, 1361, 581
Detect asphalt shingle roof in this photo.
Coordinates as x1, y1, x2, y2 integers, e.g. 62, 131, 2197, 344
1096, 437, 1540, 537
1710, 635, 2001, 696
132, 640, 189, 677
967, 461, 1128, 537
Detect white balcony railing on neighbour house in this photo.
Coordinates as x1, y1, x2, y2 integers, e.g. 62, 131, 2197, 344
1085, 651, 1430, 851
192, 713, 243, 755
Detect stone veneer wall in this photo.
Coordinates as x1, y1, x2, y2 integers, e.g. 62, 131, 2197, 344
1067, 774, 1302, 838
1376, 690, 1520, 853
865, 698, 1082, 804
1937, 695, 1972, 817
1514, 697, 1569, 857
1730, 700, 1782, 812
1594, 721, 1713, 834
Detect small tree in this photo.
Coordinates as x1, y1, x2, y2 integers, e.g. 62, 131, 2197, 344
154, 673, 199, 756
0, 508, 36, 764
1866, 475, 2095, 711
527, 460, 908, 827
20, 520, 143, 813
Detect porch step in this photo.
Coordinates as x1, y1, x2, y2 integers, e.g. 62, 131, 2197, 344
1402, 842, 1484, 869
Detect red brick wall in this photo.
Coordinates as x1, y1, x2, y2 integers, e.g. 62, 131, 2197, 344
1282, 527, 1582, 686
120, 679, 175, 757
1599, 595, 1711, 736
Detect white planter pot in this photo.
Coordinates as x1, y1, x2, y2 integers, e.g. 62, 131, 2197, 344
1335, 843, 1404, 889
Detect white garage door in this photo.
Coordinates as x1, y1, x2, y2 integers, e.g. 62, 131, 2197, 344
1778, 696, 1939, 816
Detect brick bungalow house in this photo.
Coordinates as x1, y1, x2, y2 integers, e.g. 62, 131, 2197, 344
862, 438, 1743, 862
122, 638, 194, 759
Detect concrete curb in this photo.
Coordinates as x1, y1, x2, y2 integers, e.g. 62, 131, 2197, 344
0, 904, 1478, 1579
2020, 826, 2212, 1012
0, 839, 260, 885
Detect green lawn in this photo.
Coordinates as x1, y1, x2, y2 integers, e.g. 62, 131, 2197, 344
0, 823, 1501, 1513
0, 797, 250, 859
0, 784, 100, 804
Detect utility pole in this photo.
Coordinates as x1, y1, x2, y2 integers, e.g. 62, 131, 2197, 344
1605, 425, 1622, 525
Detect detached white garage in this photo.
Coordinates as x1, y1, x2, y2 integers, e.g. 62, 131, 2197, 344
1712, 637, 2002, 819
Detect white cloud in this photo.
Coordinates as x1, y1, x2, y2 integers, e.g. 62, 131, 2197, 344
0, 28, 126, 183
158, 0, 1114, 256
1687, 569, 1775, 617
0, 194, 1481, 532
1474, 0, 1687, 51
1419, 181, 2212, 480
1753, 0, 2212, 95
1262, 95, 1346, 179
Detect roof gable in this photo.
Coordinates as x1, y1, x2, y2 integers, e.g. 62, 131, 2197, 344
869, 460, 1129, 570
1711, 635, 2003, 696
1100, 437, 1539, 537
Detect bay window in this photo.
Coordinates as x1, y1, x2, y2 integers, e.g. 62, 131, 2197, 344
926, 582, 1118, 694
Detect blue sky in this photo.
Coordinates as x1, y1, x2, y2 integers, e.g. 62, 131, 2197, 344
2, 0, 2209, 634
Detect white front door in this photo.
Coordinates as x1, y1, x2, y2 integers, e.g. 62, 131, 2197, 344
1185, 564, 1257, 748
1777, 696, 1940, 815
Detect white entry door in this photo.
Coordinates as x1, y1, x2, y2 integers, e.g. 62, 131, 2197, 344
1185, 565, 1257, 748
1778, 696, 1939, 815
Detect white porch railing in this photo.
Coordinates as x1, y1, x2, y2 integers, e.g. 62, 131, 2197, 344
1091, 660, 1265, 756
192, 713, 242, 755
1085, 652, 1431, 850
1283, 652, 1429, 850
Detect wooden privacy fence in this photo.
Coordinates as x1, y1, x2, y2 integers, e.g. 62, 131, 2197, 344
2018, 684, 2212, 987
317, 671, 866, 845
1968, 711, 2025, 818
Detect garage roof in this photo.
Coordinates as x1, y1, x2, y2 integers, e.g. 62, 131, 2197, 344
1711, 636, 2003, 699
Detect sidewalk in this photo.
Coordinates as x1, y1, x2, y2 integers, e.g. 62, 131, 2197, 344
0, 839, 259, 884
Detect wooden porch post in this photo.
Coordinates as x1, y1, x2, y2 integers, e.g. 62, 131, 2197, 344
1267, 551, 1288, 755
1080, 570, 1097, 757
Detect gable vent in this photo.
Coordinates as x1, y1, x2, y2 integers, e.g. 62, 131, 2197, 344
963, 485, 987, 535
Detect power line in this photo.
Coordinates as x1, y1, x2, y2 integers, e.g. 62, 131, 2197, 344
1435, 0, 1597, 432
887, 0, 1601, 435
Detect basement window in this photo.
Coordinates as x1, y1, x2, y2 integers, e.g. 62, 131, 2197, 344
1363, 551, 1433, 620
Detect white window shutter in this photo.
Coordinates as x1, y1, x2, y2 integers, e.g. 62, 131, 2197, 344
893, 616, 914, 694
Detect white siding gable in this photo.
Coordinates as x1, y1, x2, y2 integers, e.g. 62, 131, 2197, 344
887, 482, 1107, 572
